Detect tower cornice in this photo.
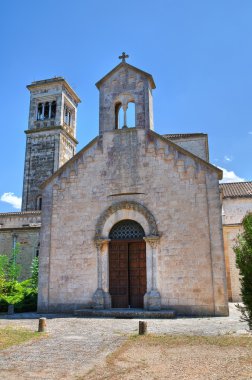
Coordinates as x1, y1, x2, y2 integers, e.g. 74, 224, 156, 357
24, 126, 79, 145
27, 77, 81, 104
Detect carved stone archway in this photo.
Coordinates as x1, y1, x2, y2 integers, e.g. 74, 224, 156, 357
93, 201, 161, 311
95, 201, 158, 239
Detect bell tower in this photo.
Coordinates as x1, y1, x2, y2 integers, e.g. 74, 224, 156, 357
21, 77, 81, 211
96, 53, 156, 134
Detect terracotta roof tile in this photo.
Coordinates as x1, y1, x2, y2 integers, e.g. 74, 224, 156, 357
220, 181, 252, 198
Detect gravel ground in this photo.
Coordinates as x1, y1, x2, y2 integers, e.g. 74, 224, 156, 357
0, 303, 250, 380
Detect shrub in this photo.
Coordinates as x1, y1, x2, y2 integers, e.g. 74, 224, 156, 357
0, 246, 39, 313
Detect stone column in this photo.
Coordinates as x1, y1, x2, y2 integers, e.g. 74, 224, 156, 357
143, 236, 161, 310
49, 102, 52, 119
92, 239, 111, 309
42, 103, 45, 120
122, 103, 128, 128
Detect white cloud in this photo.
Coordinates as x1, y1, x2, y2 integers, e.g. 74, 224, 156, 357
224, 155, 232, 162
218, 167, 245, 183
0, 193, 22, 209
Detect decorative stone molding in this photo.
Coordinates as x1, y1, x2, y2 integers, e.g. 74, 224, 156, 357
93, 238, 111, 309
94, 238, 111, 250
93, 201, 160, 310
144, 235, 160, 248
95, 201, 158, 239
144, 235, 161, 310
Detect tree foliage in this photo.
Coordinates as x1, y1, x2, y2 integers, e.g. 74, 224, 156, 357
0, 244, 39, 311
30, 256, 39, 291
234, 213, 252, 330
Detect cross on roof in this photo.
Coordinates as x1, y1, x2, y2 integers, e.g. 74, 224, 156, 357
119, 52, 129, 62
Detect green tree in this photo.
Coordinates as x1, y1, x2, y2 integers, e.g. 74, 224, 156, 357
0, 244, 39, 312
0, 243, 23, 308
234, 213, 252, 330
30, 256, 39, 290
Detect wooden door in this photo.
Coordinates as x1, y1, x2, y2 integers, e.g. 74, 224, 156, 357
109, 240, 146, 308
109, 241, 129, 308
128, 241, 146, 308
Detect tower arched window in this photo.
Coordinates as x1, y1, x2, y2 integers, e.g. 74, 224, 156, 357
127, 101, 135, 128
37, 101, 57, 121
115, 102, 122, 129
37, 103, 43, 120
64, 106, 72, 126
51, 101, 56, 118
44, 102, 49, 119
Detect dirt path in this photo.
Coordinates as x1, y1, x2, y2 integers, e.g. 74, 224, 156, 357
86, 335, 252, 380
0, 304, 251, 380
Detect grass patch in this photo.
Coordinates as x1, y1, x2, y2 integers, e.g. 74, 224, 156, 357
0, 327, 42, 350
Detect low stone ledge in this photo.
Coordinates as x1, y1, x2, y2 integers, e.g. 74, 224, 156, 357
74, 308, 176, 319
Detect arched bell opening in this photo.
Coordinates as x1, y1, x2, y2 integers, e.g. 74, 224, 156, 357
109, 219, 146, 309
115, 102, 122, 130
114, 99, 136, 129
126, 101, 136, 128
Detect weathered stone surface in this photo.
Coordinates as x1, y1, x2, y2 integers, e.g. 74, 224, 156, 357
164, 134, 209, 161
38, 127, 228, 316
1, 61, 231, 318
22, 78, 80, 211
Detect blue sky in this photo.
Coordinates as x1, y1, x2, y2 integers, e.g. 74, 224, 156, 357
0, 0, 251, 212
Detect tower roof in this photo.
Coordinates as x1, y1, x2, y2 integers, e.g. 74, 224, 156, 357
95, 62, 156, 89
27, 77, 81, 103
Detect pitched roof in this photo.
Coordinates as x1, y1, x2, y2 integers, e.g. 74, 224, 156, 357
95, 62, 156, 89
220, 181, 252, 198
163, 133, 206, 139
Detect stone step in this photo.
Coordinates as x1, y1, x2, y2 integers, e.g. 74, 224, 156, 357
74, 308, 176, 319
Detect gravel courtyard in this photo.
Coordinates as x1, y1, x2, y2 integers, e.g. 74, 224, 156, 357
0, 304, 251, 380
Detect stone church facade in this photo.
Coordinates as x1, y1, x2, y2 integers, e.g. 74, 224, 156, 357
0, 57, 231, 316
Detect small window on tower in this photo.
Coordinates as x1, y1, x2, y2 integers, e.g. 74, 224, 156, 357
115, 102, 122, 129
37, 195, 42, 210
37, 103, 43, 120
51, 101, 56, 118
64, 106, 72, 126
36, 242, 40, 257
127, 102, 135, 128
44, 102, 49, 119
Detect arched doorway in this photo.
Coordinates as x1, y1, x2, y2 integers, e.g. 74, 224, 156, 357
109, 220, 146, 308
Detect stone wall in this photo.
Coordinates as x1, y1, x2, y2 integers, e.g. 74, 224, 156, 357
38, 128, 228, 315
166, 135, 209, 161
222, 198, 252, 225
222, 197, 252, 301
223, 225, 242, 302
0, 212, 41, 280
